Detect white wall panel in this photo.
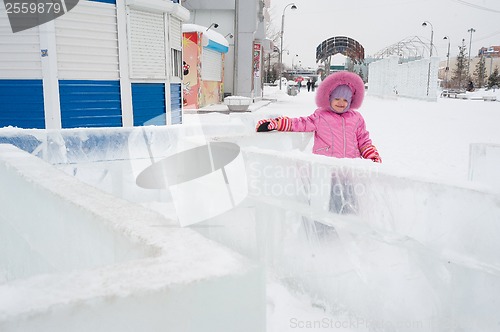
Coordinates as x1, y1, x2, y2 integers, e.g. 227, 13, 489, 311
0, 8, 42, 79
202, 48, 222, 81
128, 9, 166, 79
169, 16, 182, 50
55, 1, 119, 80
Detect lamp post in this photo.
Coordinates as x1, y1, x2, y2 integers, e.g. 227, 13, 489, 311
279, 3, 297, 90
467, 28, 476, 78
443, 36, 450, 88
422, 21, 434, 96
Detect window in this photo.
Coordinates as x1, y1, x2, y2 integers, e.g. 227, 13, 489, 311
168, 16, 182, 78
171, 49, 182, 78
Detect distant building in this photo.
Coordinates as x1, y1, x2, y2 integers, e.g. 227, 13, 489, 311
438, 56, 500, 87
182, 24, 229, 109
479, 46, 500, 57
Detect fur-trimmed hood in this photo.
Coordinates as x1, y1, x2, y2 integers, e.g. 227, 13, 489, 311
315, 71, 365, 110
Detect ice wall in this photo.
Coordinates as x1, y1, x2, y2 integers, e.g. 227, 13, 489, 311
469, 143, 500, 190
368, 56, 440, 101
0, 144, 264, 332
2, 125, 499, 331
204, 146, 500, 332
0, 149, 153, 282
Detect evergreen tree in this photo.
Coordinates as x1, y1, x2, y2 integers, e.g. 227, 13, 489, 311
451, 39, 468, 89
487, 66, 500, 89
473, 56, 487, 88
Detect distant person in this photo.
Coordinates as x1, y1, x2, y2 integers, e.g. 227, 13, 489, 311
306, 79, 312, 92
311, 79, 316, 91
466, 80, 475, 92
255, 71, 381, 163
295, 77, 303, 92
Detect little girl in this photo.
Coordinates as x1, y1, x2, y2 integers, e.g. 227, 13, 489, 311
256, 71, 381, 163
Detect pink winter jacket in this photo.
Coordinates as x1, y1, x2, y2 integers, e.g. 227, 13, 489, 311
290, 71, 372, 158
291, 109, 372, 158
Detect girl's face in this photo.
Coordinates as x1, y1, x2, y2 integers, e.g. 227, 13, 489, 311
330, 98, 349, 113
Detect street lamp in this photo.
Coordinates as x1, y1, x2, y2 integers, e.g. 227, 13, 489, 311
467, 27, 476, 78
422, 21, 434, 57
279, 3, 297, 90
206, 23, 219, 31
422, 21, 434, 96
443, 36, 450, 88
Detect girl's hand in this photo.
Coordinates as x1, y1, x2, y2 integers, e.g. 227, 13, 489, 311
256, 118, 278, 132
255, 117, 292, 132
361, 145, 382, 163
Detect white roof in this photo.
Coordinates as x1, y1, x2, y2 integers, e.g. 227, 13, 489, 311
182, 23, 229, 48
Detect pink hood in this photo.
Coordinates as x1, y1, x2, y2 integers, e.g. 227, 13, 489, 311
315, 71, 365, 111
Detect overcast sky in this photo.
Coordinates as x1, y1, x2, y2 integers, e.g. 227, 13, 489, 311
269, 0, 500, 68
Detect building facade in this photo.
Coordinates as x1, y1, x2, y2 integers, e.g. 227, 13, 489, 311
183, 0, 271, 100
182, 24, 229, 109
479, 46, 500, 57
0, 0, 189, 129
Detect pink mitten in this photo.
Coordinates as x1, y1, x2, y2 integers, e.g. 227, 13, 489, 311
361, 145, 382, 163
255, 116, 292, 132
255, 118, 278, 132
